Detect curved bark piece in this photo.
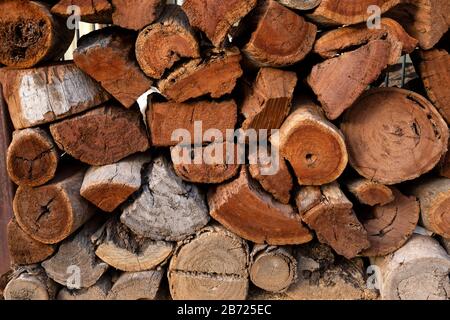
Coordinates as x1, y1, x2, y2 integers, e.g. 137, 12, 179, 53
277, 97, 348, 186
57, 275, 112, 300
360, 188, 420, 257
73, 27, 153, 108
208, 167, 313, 245
4, 266, 58, 300
51, 0, 113, 23
158, 48, 242, 103
80, 154, 149, 212
408, 177, 450, 238
242, 0, 317, 67
372, 234, 450, 300
14, 168, 95, 244
182, 0, 257, 47
0, 1, 74, 68
42, 219, 109, 289
346, 178, 394, 206
107, 269, 164, 300
250, 245, 296, 293
307, 40, 391, 120
168, 225, 249, 300
1, 63, 110, 130
341, 88, 449, 185
121, 155, 210, 241
7, 128, 58, 187
92, 218, 174, 272
136, 5, 200, 79
277, 0, 321, 10
50, 103, 150, 166
111, 0, 164, 31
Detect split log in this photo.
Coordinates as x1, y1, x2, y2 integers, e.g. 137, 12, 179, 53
440, 140, 450, 178
50, 103, 150, 166
171, 142, 241, 184
13, 168, 95, 244
158, 48, 242, 103
7, 219, 55, 265
7, 128, 58, 187
107, 269, 164, 300
168, 225, 249, 300
0, 63, 110, 129
111, 0, 164, 31
250, 245, 296, 293
136, 5, 200, 79
51, 0, 113, 23
277, 97, 347, 185
307, 40, 391, 120
295, 186, 322, 215
359, 188, 420, 257
42, 219, 109, 288
80, 154, 150, 212
372, 234, 450, 300
277, 0, 321, 10
408, 177, 450, 238
0, 1, 74, 68
92, 218, 174, 272
182, 0, 257, 47
121, 155, 210, 241
57, 275, 112, 300
345, 178, 394, 206
208, 166, 313, 245
73, 27, 153, 108
147, 98, 237, 147
241, 68, 297, 131
4, 266, 58, 300
241, 0, 317, 67
341, 88, 449, 185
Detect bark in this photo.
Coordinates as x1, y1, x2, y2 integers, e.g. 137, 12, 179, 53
345, 178, 394, 206
51, 0, 113, 23
277, 0, 321, 10
4, 266, 58, 300
57, 274, 112, 300
107, 269, 164, 300
295, 186, 322, 216
440, 138, 450, 178
111, 0, 165, 31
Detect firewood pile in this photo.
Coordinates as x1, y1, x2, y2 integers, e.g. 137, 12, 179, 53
0, 0, 449, 300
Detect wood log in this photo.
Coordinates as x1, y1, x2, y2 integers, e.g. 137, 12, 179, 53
359, 188, 420, 257
50, 103, 150, 166
4, 266, 58, 300
208, 166, 313, 245
147, 98, 237, 147
241, 0, 317, 67
241, 68, 297, 131
440, 139, 450, 178
295, 186, 322, 215
7, 128, 58, 187
0, 1, 74, 68
107, 269, 164, 300
277, 0, 321, 10
51, 0, 113, 23
168, 225, 249, 300
277, 97, 347, 186
0, 271, 12, 300
171, 142, 241, 184
111, 0, 164, 31
121, 155, 210, 241
42, 219, 109, 288
136, 5, 200, 79
307, 40, 391, 120
372, 234, 450, 300
441, 237, 450, 254
299, 183, 370, 259
341, 88, 449, 185
80, 154, 150, 212
91, 218, 174, 272
158, 48, 243, 103
73, 27, 153, 108
57, 274, 111, 300
408, 177, 450, 238
13, 168, 95, 244
0, 63, 110, 129
249, 245, 296, 293
7, 219, 55, 266
345, 178, 394, 206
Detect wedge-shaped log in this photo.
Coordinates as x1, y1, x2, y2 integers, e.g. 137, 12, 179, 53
107, 269, 164, 300
111, 0, 164, 31
51, 0, 113, 23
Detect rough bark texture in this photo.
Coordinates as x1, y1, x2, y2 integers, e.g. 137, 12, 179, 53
307, 40, 391, 120
73, 27, 153, 108
4, 266, 58, 300
295, 186, 322, 216
121, 155, 210, 241
341, 88, 449, 185
107, 269, 164, 300
1, 63, 110, 129
440, 139, 450, 178
208, 166, 313, 245
57, 275, 111, 300
0, 1, 74, 68
168, 225, 249, 300
277, 0, 321, 10
50, 103, 150, 166
346, 178, 394, 206
158, 48, 243, 103
51, 0, 113, 23
111, 0, 164, 31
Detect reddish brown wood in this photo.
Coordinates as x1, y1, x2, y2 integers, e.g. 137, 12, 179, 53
51, 0, 113, 23
111, 0, 164, 31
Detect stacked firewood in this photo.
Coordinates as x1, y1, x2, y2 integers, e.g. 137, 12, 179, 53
0, 0, 449, 300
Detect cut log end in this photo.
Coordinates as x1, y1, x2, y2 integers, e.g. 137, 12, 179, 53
4, 266, 57, 300
108, 270, 164, 300
346, 178, 394, 206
